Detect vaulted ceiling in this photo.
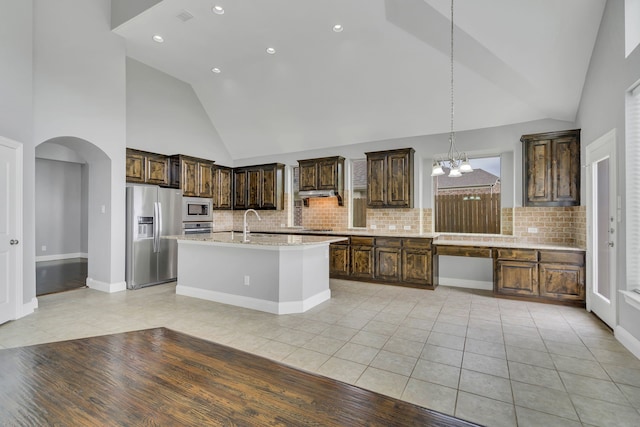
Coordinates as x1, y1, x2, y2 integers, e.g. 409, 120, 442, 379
113, 0, 606, 160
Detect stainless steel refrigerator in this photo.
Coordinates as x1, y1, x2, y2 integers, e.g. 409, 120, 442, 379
126, 185, 183, 290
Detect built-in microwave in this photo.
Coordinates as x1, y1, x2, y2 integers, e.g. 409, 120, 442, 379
182, 197, 213, 222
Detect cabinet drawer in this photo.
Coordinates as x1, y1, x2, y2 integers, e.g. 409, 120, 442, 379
403, 238, 432, 249
437, 245, 492, 258
376, 237, 402, 248
539, 251, 584, 265
331, 237, 350, 245
351, 236, 374, 246
496, 248, 538, 262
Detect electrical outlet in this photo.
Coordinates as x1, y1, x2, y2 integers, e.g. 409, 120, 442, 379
41, 245, 46, 252
281, 223, 285, 228
370, 224, 377, 229
528, 227, 538, 233
244, 275, 250, 286
403, 225, 411, 230
389, 225, 397, 230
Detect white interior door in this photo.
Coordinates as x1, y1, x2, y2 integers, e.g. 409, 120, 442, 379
0, 137, 22, 325
586, 130, 617, 328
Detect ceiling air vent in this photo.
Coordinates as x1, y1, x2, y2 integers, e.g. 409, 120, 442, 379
176, 9, 194, 22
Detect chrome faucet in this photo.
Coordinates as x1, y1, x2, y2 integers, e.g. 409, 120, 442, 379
243, 209, 261, 242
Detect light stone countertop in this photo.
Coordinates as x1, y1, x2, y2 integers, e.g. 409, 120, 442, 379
248, 228, 584, 251
168, 232, 348, 247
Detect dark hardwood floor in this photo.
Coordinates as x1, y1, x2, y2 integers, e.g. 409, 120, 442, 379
36, 258, 87, 296
0, 328, 479, 426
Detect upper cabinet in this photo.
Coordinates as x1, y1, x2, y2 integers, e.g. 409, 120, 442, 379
213, 166, 233, 210
233, 163, 285, 210
168, 155, 217, 199
126, 148, 170, 186
522, 129, 580, 207
366, 148, 414, 208
297, 156, 345, 205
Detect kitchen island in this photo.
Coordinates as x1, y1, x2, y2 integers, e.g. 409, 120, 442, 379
173, 232, 347, 314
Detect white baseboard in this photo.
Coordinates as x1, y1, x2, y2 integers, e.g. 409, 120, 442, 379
176, 284, 330, 314
36, 252, 88, 262
18, 297, 38, 319
86, 277, 126, 293
614, 325, 640, 359
438, 277, 493, 291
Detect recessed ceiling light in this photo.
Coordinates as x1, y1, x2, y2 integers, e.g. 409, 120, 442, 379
212, 5, 224, 15
152, 34, 164, 43
266, 47, 276, 55
332, 24, 343, 33
211, 67, 221, 74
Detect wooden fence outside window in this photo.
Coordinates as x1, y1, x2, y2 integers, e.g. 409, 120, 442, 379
435, 193, 501, 234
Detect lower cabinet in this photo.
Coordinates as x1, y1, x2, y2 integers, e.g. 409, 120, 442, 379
402, 248, 432, 286
329, 235, 435, 288
539, 250, 585, 302
329, 241, 350, 277
351, 237, 374, 279
375, 247, 401, 282
495, 260, 539, 297
494, 248, 585, 304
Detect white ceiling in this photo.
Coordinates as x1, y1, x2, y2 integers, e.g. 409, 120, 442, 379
114, 0, 606, 160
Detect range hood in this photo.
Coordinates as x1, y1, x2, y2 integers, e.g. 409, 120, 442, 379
298, 190, 343, 205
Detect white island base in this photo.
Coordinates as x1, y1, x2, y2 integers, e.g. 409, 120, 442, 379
175, 235, 341, 314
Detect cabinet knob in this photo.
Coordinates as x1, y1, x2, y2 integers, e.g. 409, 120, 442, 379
9, 239, 19, 245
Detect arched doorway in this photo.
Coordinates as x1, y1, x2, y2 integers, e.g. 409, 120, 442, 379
35, 137, 115, 294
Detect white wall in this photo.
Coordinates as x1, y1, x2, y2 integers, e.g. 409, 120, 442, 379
126, 58, 232, 164
33, 0, 127, 290
35, 159, 87, 258
576, 0, 640, 340
0, 0, 35, 305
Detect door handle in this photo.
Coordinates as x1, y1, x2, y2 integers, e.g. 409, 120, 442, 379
609, 241, 614, 247
10, 239, 19, 245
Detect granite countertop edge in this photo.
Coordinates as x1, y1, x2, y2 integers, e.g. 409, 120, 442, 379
240, 229, 586, 252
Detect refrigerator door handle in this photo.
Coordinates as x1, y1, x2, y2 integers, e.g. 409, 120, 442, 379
157, 201, 163, 251
153, 202, 159, 253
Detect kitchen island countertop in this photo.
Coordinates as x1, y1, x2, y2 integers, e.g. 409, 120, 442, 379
168, 232, 347, 247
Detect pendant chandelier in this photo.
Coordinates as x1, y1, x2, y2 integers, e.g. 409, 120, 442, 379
431, 0, 472, 178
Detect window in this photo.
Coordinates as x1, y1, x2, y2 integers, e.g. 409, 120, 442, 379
434, 156, 501, 234
351, 159, 367, 228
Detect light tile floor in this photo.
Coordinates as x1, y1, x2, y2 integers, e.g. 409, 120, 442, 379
2, 280, 640, 427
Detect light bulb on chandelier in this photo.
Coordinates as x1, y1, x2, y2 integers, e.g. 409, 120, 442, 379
431, 0, 473, 178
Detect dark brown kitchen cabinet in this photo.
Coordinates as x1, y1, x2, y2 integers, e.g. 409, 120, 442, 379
538, 251, 585, 302
366, 148, 414, 208
214, 166, 233, 210
375, 247, 401, 282
326, 235, 435, 288
168, 155, 216, 198
297, 156, 345, 205
350, 237, 374, 279
330, 239, 350, 277
374, 237, 402, 282
126, 149, 169, 186
233, 169, 247, 208
233, 163, 285, 210
197, 162, 214, 198
402, 239, 434, 287
522, 129, 580, 207
495, 249, 539, 297
494, 248, 585, 304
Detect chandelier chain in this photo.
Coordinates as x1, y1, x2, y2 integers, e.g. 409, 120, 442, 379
450, 0, 455, 144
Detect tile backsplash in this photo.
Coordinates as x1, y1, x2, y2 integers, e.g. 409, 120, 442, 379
214, 192, 586, 248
